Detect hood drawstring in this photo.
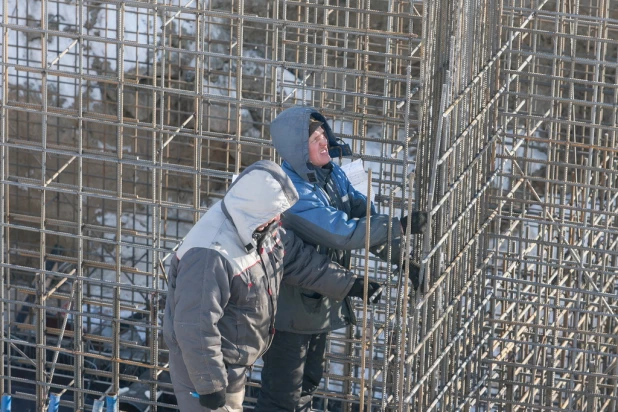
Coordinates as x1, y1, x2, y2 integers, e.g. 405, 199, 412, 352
252, 220, 279, 250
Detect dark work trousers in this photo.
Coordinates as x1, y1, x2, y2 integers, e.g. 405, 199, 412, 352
256, 331, 328, 412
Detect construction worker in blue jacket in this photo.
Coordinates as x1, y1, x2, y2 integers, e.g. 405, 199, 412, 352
255, 107, 424, 411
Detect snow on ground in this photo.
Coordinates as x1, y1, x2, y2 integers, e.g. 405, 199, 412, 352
492, 129, 548, 253
494, 129, 547, 192
276, 66, 313, 103
1, 0, 225, 108
1, 0, 168, 107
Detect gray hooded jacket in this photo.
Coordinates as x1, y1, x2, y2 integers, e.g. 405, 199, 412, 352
162, 160, 357, 395
270, 106, 404, 334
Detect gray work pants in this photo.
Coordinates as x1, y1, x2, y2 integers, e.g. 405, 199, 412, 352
169, 344, 246, 412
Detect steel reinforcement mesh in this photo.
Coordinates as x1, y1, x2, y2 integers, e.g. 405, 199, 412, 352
0, 0, 616, 411
487, 0, 618, 411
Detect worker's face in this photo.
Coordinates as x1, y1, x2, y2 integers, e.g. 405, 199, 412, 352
256, 214, 280, 232
308, 127, 331, 167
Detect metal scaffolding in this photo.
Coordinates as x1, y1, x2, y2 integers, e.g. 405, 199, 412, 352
0, 0, 616, 411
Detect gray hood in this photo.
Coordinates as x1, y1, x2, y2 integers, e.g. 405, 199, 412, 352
221, 160, 299, 252
270, 106, 352, 183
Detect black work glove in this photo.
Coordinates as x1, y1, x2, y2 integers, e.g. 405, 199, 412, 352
408, 260, 421, 291
199, 389, 226, 409
347, 278, 383, 304
400, 211, 428, 234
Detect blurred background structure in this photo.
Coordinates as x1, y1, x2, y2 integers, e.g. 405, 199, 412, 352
1, 0, 617, 410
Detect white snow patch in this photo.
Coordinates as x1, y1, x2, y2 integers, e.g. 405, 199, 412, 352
276, 67, 313, 103
1, 0, 219, 107
495, 129, 547, 191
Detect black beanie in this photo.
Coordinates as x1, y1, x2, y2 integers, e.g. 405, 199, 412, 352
309, 118, 323, 137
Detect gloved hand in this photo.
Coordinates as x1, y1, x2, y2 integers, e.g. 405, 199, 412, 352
347, 278, 383, 304
199, 389, 226, 409
400, 211, 428, 234
408, 260, 421, 290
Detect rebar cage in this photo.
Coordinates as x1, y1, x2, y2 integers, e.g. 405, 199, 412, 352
1, 0, 617, 411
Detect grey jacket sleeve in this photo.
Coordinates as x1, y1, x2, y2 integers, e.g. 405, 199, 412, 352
172, 249, 231, 395
280, 228, 356, 300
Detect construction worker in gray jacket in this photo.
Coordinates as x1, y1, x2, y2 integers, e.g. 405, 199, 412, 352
256, 107, 424, 411
162, 160, 373, 411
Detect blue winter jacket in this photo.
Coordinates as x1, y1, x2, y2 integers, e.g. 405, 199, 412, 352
270, 106, 404, 334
